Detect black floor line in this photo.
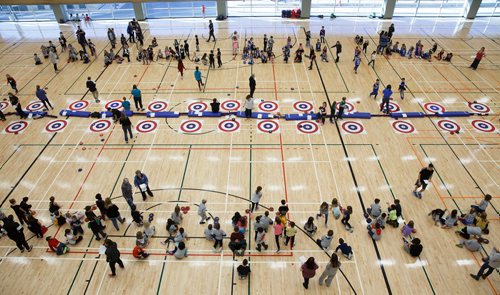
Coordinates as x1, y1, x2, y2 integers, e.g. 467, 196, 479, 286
312, 48, 393, 294
0, 133, 56, 207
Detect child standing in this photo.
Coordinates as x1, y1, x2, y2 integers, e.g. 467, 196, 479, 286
398, 78, 407, 100
367, 51, 376, 68
6, 74, 18, 94
255, 227, 268, 252
316, 202, 329, 225
217, 48, 222, 68
354, 55, 361, 74
369, 79, 380, 100
284, 221, 297, 248
198, 199, 210, 224
273, 217, 283, 253
212, 223, 226, 252
331, 198, 341, 219
341, 206, 354, 233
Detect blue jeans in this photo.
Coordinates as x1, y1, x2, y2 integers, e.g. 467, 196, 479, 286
110, 216, 125, 230
476, 261, 495, 278
122, 125, 133, 142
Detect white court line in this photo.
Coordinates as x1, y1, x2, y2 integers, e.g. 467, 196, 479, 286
216, 251, 225, 295
455, 133, 499, 185
29, 126, 90, 213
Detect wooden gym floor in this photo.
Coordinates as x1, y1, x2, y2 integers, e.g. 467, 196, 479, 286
0, 16, 498, 295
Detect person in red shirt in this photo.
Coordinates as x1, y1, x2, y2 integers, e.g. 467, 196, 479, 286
46, 236, 68, 255
132, 245, 149, 259
470, 47, 485, 70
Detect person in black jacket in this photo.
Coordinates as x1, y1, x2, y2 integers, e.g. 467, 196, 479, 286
210, 98, 220, 113
8, 93, 27, 119
104, 239, 124, 276
249, 74, 256, 98
95, 194, 107, 220
9, 199, 28, 225
4, 215, 32, 252
105, 198, 125, 231
331, 41, 342, 63
86, 77, 100, 103
119, 114, 133, 144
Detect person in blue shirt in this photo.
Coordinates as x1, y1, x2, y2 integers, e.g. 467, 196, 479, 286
134, 170, 153, 201
369, 79, 380, 100
194, 67, 204, 91
380, 85, 393, 114
131, 84, 144, 111
398, 78, 407, 100
35, 85, 54, 110
353, 55, 361, 74
121, 97, 131, 111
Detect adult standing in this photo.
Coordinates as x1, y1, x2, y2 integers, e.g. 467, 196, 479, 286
134, 170, 153, 200
104, 239, 124, 277
4, 215, 32, 253
121, 178, 134, 209
319, 26, 326, 43
470, 47, 485, 70
470, 247, 499, 280
9, 199, 27, 224
318, 253, 341, 287
388, 23, 395, 39
243, 95, 254, 118
131, 84, 144, 111
413, 163, 434, 199
86, 77, 100, 103
331, 41, 342, 63
107, 28, 116, 49
184, 40, 190, 59
76, 26, 87, 53
249, 74, 256, 97
194, 66, 204, 91
250, 186, 263, 212
35, 85, 54, 110
104, 198, 125, 231
49, 48, 59, 73
301, 257, 319, 289
119, 114, 133, 144
127, 22, 135, 43
136, 27, 144, 47
6, 74, 18, 94
8, 93, 27, 119
380, 85, 392, 114
207, 20, 216, 42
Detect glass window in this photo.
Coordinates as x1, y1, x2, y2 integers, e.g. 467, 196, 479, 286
1, 5, 56, 21
477, 0, 500, 17
311, 0, 383, 17
65, 3, 135, 20
227, 0, 301, 17
394, 0, 466, 17
145, 2, 217, 18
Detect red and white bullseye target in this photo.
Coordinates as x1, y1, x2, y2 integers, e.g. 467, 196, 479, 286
44, 119, 68, 133
380, 101, 401, 112
218, 119, 240, 133
147, 101, 168, 112
468, 102, 490, 114
105, 100, 123, 110
0, 101, 9, 111
89, 119, 111, 133
136, 120, 158, 133
3, 121, 29, 134
470, 120, 496, 133
392, 120, 415, 134
68, 100, 89, 111
25, 101, 45, 112
179, 120, 203, 133
424, 102, 445, 113
258, 101, 279, 112
296, 121, 319, 134
257, 120, 280, 133
221, 100, 241, 111
336, 102, 355, 113
341, 121, 365, 134
436, 119, 460, 133
188, 102, 208, 112
293, 101, 314, 113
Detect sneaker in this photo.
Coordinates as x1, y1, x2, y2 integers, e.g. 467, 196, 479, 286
256, 247, 261, 252
412, 191, 418, 198
27, 245, 33, 252
302, 283, 308, 289
20, 248, 25, 253
108, 274, 116, 277
276, 249, 281, 253
199, 221, 206, 224
482, 274, 487, 280
456, 244, 463, 248
120, 218, 126, 224
470, 274, 479, 281
417, 192, 422, 199
347, 253, 353, 260
212, 247, 217, 253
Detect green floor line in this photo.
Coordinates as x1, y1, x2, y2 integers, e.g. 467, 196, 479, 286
156, 144, 191, 295
66, 236, 95, 295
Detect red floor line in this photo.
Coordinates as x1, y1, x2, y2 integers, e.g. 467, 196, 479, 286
51, 250, 292, 257
102, 147, 282, 150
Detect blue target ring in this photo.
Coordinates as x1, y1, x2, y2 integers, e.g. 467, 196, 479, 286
218, 119, 240, 132
188, 102, 208, 112
69, 100, 89, 111
105, 100, 123, 110
468, 102, 490, 113
257, 120, 279, 133
392, 121, 415, 134
258, 101, 278, 112
437, 119, 460, 133
297, 121, 319, 134
89, 120, 111, 132
136, 120, 158, 133
148, 101, 168, 112
4, 121, 29, 134
45, 120, 68, 133
424, 102, 445, 113
471, 120, 495, 133
221, 100, 241, 111
293, 101, 314, 112
341, 121, 364, 134
180, 120, 202, 133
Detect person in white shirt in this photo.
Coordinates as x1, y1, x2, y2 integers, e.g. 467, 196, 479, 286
367, 50, 376, 68
243, 95, 254, 118
198, 199, 211, 224
250, 186, 263, 212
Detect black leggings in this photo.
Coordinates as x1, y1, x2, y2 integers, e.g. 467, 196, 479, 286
213, 239, 223, 249
341, 216, 352, 229
275, 235, 280, 250
41, 99, 53, 110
